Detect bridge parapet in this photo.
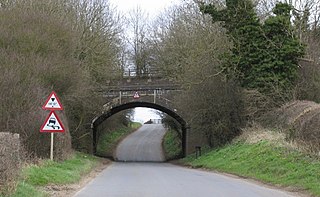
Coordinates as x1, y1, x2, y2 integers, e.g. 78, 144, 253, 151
101, 75, 178, 91
122, 68, 163, 78
102, 89, 178, 114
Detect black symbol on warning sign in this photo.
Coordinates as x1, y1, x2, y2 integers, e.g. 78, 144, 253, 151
133, 92, 140, 99
47, 117, 60, 129
48, 98, 57, 107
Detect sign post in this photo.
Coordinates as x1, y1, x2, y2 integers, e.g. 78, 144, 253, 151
41, 91, 64, 161
50, 133, 54, 160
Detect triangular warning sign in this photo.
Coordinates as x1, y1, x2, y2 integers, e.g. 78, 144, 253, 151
42, 91, 63, 110
133, 91, 140, 99
40, 111, 65, 132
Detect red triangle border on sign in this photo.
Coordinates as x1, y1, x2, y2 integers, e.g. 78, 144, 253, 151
40, 111, 65, 133
42, 91, 64, 110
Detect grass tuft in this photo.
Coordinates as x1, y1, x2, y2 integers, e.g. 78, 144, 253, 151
10, 182, 46, 197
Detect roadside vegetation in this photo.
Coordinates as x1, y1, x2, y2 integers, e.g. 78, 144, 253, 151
97, 117, 141, 158
2, 152, 100, 197
163, 129, 182, 160
161, 115, 183, 160
156, 3, 320, 196
180, 127, 320, 196
0, 0, 124, 159
0, 0, 126, 192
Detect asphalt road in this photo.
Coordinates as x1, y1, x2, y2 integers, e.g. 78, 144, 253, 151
115, 124, 166, 162
74, 124, 297, 197
74, 162, 296, 197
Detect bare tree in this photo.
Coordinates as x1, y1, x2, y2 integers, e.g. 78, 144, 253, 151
0, 0, 125, 158
125, 6, 150, 77
71, 0, 124, 83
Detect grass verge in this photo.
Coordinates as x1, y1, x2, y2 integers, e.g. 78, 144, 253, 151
181, 141, 320, 196
163, 129, 182, 160
7, 152, 99, 197
96, 122, 141, 157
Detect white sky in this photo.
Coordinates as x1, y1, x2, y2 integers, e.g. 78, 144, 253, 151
132, 107, 162, 124
109, 0, 180, 18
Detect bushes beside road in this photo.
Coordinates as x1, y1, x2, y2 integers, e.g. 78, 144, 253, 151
261, 100, 320, 154
180, 126, 320, 197
0, 0, 123, 159
1, 152, 101, 197
163, 129, 182, 160
96, 121, 141, 159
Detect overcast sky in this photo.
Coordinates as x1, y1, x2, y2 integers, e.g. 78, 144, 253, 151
132, 107, 162, 124
109, 0, 180, 18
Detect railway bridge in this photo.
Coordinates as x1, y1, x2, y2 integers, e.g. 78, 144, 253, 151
91, 70, 194, 157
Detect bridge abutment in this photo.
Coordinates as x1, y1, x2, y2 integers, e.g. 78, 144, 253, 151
185, 127, 204, 155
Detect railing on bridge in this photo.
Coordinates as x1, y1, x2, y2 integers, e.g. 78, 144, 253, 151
122, 68, 162, 78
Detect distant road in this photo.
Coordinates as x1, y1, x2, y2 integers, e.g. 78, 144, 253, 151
115, 124, 166, 162
74, 163, 297, 197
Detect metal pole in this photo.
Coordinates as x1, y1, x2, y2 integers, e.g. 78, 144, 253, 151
154, 90, 156, 104
50, 133, 54, 160
119, 91, 122, 104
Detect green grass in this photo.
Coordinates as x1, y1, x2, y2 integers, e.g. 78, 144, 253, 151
10, 182, 46, 197
163, 130, 182, 160
97, 122, 141, 156
129, 122, 142, 130
8, 152, 99, 197
182, 141, 320, 196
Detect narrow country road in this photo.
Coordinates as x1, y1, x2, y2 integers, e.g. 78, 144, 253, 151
74, 124, 297, 197
74, 163, 296, 197
115, 124, 166, 162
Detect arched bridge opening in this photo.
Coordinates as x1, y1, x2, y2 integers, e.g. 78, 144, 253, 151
91, 101, 188, 158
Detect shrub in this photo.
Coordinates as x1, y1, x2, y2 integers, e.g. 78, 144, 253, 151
261, 100, 320, 154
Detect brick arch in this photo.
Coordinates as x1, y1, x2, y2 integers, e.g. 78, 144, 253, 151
91, 101, 188, 157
